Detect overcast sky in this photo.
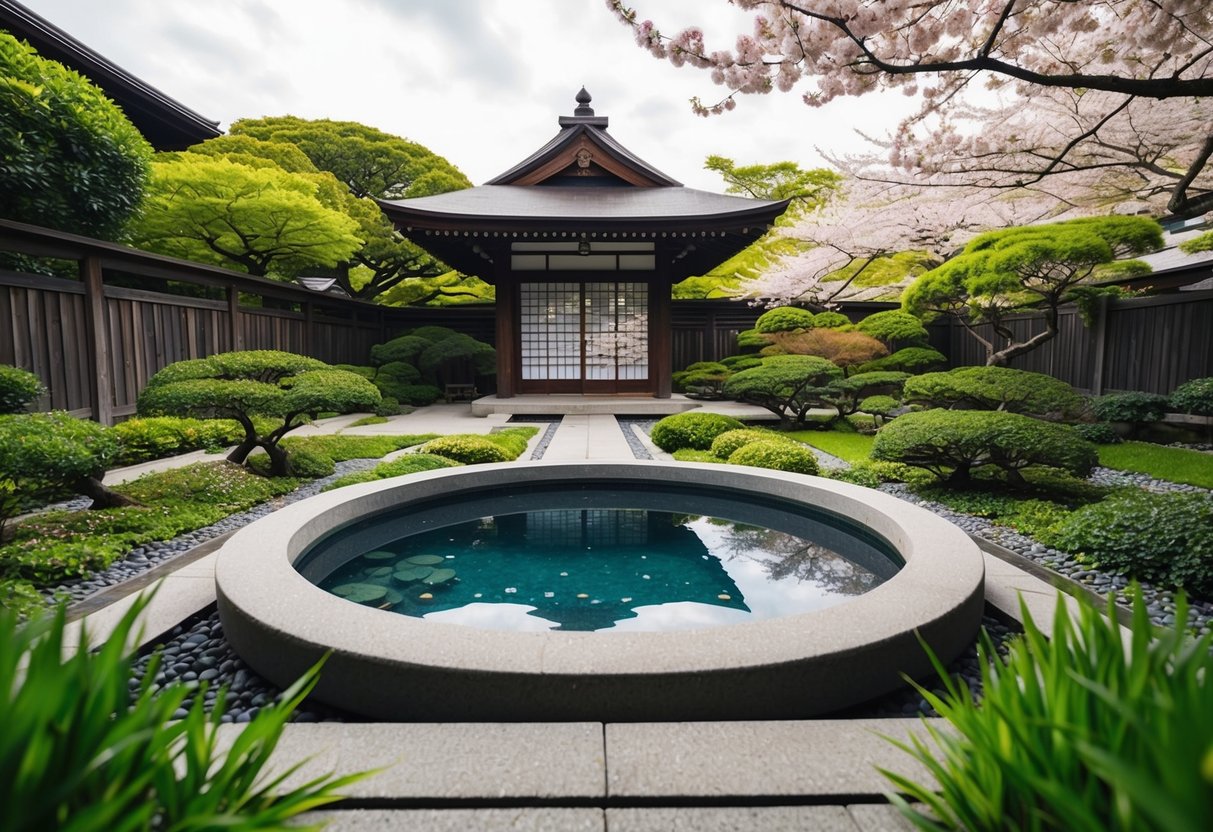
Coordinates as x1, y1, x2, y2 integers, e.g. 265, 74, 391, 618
21, 0, 915, 192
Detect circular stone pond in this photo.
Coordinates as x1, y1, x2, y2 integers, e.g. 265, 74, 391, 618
215, 461, 985, 721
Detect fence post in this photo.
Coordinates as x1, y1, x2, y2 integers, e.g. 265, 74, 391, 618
1090, 294, 1110, 396
79, 256, 113, 425
227, 286, 243, 351
303, 301, 314, 356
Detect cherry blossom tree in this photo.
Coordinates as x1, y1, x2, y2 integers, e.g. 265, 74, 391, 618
607, 0, 1213, 218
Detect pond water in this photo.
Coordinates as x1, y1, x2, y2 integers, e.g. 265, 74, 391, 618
297, 484, 902, 633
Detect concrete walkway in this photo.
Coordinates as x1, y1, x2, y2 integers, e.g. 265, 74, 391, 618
60, 401, 1089, 831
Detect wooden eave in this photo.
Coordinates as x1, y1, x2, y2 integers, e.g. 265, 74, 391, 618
0, 0, 220, 150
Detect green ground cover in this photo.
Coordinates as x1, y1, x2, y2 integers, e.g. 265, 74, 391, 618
785, 428, 875, 464
1097, 441, 1213, 489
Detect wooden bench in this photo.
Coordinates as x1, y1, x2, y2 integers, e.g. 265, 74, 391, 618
444, 383, 477, 403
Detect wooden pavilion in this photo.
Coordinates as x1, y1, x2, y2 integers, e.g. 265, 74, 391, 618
378, 89, 789, 398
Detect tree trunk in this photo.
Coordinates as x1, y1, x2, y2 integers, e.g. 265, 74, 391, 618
264, 443, 290, 477
1003, 467, 1027, 488
226, 437, 257, 464
76, 476, 141, 509
946, 463, 972, 484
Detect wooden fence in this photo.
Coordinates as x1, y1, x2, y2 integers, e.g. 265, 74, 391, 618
4, 219, 1211, 422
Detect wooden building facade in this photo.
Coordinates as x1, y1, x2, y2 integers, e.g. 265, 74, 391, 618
379, 90, 788, 398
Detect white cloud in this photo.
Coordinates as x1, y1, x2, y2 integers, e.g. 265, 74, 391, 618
20, 0, 916, 191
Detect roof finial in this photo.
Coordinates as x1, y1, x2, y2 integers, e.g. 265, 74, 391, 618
574, 87, 594, 117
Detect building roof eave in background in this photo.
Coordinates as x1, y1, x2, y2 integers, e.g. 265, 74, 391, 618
0, 0, 221, 150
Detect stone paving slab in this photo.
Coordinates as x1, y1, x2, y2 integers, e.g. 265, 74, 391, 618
605, 719, 936, 800
301, 808, 604, 831
214, 723, 606, 801
845, 804, 919, 831
607, 806, 861, 831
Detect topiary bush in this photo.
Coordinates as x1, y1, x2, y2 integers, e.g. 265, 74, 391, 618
722, 355, 843, 426
649, 412, 746, 452
419, 435, 510, 465
0, 411, 134, 538
871, 410, 1098, 486
417, 333, 496, 380
728, 439, 820, 475
137, 350, 380, 476
370, 335, 431, 367
735, 328, 770, 351
811, 311, 850, 329
855, 346, 947, 374
112, 416, 246, 465
0, 366, 45, 414
859, 395, 900, 425
855, 310, 929, 347
1072, 421, 1121, 445
673, 361, 732, 399
903, 366, 1083, 418
709, 428, 795, 460
1169, 377, 1213, 416
394, 383, 443, 406
823, 371, 910, 416
755, 306, 817, 333
1090, 391, 1170, 424
719, 354, 763, 371
374, 396, 401, 417
1044, 490, 1213, 596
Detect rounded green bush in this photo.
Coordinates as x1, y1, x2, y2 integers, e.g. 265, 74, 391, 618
394, 383, 443, 406
811, 311, 851, 329
903, 366, 1082, 417
649, 412, 746, 452
373, 361, 423, 400
719, 354, 763, 371
0, 365, 45, 414
735, 329, 770, 350
410, 325, 461, 343
709, 428, 794, 460
112, 416, 244, 465
728, 439, 820, 475
1046, 490, 1213, 595
755, 306, 817, 334
374, 396, 401, 417
855, 310, 929, 346
1169, 377, 1213, 416
370, 335, 431, 367
482, 428, 534, 460
859, 395, 900, 416
1090, 391, 1170, 423
871, 409, 1097, 484
856, 346, 946, 374
1072, 421, 1121, 444
286, 447, 335, 478
419, 435, 510, 464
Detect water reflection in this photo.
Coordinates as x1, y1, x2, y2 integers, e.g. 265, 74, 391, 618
306, 494, 898, 633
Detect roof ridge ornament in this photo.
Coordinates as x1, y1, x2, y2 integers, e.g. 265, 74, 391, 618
574, 86, 594, 116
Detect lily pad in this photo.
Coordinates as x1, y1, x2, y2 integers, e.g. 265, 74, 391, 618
381, 588, 404, 605
332, 583, 388, 604
406, 554, 445, 566
362, 550, 397, 561
363, 566, 393, 577
393, 565, 434, 583
423, 567, 457, 586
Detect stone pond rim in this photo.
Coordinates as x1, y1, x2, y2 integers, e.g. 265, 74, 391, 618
214, 461, 986, 721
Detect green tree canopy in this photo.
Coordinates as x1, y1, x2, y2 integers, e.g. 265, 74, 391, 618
228, 116, 479, 301
0, 32, 151, 239
902, 216, 1163, 366
130, 153, 362, 277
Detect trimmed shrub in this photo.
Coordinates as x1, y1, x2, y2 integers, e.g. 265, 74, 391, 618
323, 453, 462, 491
709, 428, 795, 460
728, 439, 820, 475
409, 325, 461, 343
671, 449, 724, 464
1045, 490, 1213, 595
0, 366, 44, 413
372, 361, 423, 400
856, 346, 946, 374
811, 311, 851, 329
374, 396, 401, 417
285, 447, 335, 478
871, 410, 1097, 485
722, 355, 842, 425
112, 416, 249, 465
767, 328, 887, 372
419, 435, 510, 464
823, 371, 909, 415
755, 306, 817, 333
855, 310, 929, 347
673, 362, 732, 399
719, 354, 763, 371
1169, 376, 1213, 416
1090, 391, 1170, 424
331, 363, 375, 380
137, 350, 380, 476
1072, 421, 1121, 444
417, 333, 496, 379
394, 383, 443, 406
736, 328, 770, 350
650, 412, 746, 452
859, 395, 900, 423
481, 427, 537, 459
370, 335, 431, 367
903, 366, 1083, 418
